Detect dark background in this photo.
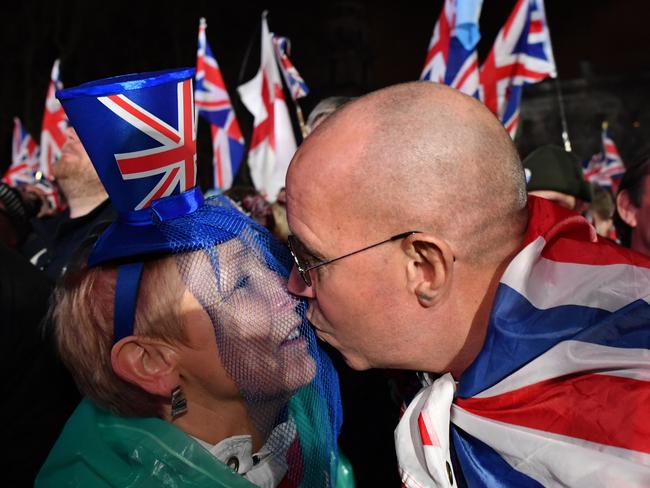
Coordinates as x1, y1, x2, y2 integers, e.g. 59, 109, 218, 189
1, 0, 649, 188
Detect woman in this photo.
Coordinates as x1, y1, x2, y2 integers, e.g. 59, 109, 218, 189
36, 68, 350, 487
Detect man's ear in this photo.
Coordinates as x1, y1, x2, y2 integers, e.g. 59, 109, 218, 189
403, 233, 455, 308
111, 336, 180, 397
616, 190, 638, 228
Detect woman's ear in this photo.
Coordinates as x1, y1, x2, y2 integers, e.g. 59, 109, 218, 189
616, 190, 639, 228
111, 336, 180, 397
403, 233, 455, 308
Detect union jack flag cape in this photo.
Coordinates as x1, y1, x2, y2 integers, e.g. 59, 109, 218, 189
420, 0, 483, 97
195, 17, 244, 192
480, 0, 556, 137
583, 126, 626, 192
272, 35, 309, 101
2, 117, 40, 186
396, 196, 650, 487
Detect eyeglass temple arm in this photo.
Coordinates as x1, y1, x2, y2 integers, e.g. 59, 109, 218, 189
303, 231, 420, 272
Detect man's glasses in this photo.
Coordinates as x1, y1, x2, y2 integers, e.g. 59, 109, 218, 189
288, 231, 420, 286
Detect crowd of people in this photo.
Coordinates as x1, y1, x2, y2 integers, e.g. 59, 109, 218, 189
1, 70, 649, 487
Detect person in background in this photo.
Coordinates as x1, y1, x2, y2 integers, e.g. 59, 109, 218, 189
522, 144, 592, 213
306, 96, 356, 134
614, 150, 650, 256
21, 126, 115, 281
588, 183, 617, 240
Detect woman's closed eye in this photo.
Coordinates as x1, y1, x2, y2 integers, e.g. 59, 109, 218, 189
234, 275, 250, 290
221, 275, 250, 303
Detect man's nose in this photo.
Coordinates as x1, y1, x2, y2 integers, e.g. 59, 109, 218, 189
287, 266, 315, 298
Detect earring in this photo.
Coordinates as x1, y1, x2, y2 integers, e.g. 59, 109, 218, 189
170, 385, 187, 418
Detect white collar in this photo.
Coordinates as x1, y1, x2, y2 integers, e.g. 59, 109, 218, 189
192, 419, 296, 488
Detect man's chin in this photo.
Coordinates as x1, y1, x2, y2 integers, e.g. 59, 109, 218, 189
314, 337, 372, 370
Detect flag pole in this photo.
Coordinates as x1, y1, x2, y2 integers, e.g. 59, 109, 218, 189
553, 78, 572, 152
295, 103, 308, 138
238, 12, 266, 83
540, 0, 571, 153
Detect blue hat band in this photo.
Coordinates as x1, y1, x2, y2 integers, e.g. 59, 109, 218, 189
114, 262, 144, 343
118, 187, 204, 225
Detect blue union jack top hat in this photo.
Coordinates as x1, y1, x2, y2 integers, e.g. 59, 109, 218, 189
57, 67, 203, 266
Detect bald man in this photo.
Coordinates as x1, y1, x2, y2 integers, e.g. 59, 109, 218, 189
286, 82, 650, 486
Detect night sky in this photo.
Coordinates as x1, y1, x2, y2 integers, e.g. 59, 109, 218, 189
2, 0, 648, 185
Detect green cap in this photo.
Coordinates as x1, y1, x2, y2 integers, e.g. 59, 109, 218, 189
523, 145, 592, 202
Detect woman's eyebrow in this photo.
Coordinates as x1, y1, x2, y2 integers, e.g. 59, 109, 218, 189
232, 247, 248, 260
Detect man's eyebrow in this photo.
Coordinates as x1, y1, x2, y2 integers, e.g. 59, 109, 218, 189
298, 238, 326, 261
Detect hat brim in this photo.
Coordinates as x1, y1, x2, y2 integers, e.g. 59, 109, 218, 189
88, 220, 179, 266
88, 217, 237, 267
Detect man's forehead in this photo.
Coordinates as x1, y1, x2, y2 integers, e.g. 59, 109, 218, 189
286, 185, 327, 253
286, 115, 372, 249
287, 135, 359, 205
286, 146, 333, 221
289, 111, 365, 176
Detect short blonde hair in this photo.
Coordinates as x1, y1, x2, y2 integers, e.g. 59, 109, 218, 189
52, 255, 187, 417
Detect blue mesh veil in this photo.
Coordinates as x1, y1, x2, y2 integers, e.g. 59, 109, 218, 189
160, 195, 343, 485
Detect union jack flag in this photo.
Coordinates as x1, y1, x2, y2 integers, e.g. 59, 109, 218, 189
420, 0, 483, 97
98, 79, 196, 210
582, 152, 603, 182
32, 175, 63, 212
273, 35, 309, 100
421, 0, 453, 84
479, 0, 556, 137
195, 17, 244, 191
39, 59, 66, 209
2, 117, 40, 186
397, 196, 650, 487
583, 124, 626, 192
39, 60, 67, 180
